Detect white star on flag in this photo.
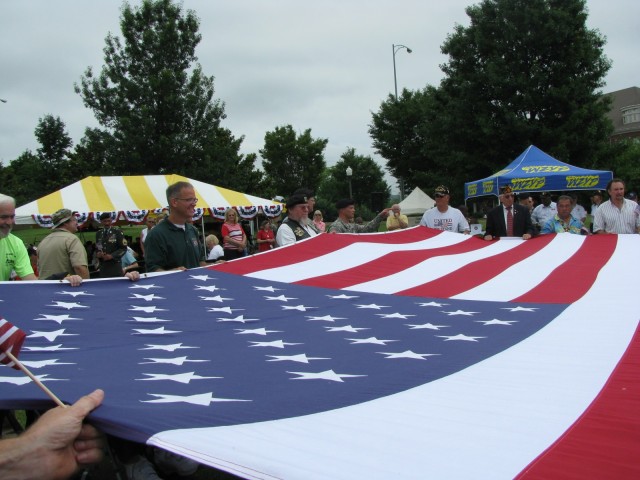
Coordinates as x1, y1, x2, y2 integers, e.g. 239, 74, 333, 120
346, 337, 398, 345
139, 356, 209, 365
0, 374, 61, 385
248, 340, 303, 348
417, 301, 448, 307
21, 359, 75, 368
253, 286, 281, 292
282, 305, 314, 312
377, 350, 440, 360
441, 310, 478, 316
132, 327, 181, 335
376, 312, 416, 319
139, 343, 199, 352
189, 275, 215, 281
324, 325, 369, 333
436, 334, 486, 342
129, 306, 167, 313
287, 370, 366, 382
206, 307, 242, 314
266, 354, 330, 363
476, 319, 517, 326
235, 328, 281, 335
305, 315, 345, 322
34, 314, 81, 324
502, 306, 538, 312
141, 392, 250, 405
57, 290, 94, 297
130, 293, 165, 301
136, 372, 222, 383
195, 285, 225, 293
326, 294, 359, 299
23, 345, 78, 352
217, 315, 259, 323
406, 323, 449, 330
198, 295, 232, 302
355, 304, 389, 309
48, 301, 88, 310
27, 329, 77, 342
264, 295, 297, 302
129, 317, 171, 323
129, 284, 162, 290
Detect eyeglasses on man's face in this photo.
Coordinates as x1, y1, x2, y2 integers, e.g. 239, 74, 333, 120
177, 197, 198, 204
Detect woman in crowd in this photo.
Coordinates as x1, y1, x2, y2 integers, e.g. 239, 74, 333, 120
221, 209, 246, 261
312, 210, 326, 233
256, 220, 276, 252
205, 234, 224, 261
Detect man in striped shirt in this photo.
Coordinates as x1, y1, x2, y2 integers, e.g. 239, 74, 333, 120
593, 178, 640, 234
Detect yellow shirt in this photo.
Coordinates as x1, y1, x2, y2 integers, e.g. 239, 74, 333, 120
386, 213, 408, 230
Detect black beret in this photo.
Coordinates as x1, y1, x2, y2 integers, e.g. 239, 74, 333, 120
285, 194, 308, 209
99, 212, 112, 220
335, 198, 355, 210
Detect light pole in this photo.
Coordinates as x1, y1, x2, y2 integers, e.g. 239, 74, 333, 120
392, 44, 412, 100
346, 166, 353, 199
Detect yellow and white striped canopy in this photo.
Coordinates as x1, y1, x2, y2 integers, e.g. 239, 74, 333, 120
15, 175, 281, 225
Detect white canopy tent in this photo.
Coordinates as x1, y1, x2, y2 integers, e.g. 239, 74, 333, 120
398, 187, 435, 216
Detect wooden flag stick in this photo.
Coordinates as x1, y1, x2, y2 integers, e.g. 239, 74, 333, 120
4, 350, 66, 408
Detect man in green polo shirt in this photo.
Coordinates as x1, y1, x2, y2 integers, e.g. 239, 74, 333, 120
0, 194, 36, 281
144, 181, 207, 272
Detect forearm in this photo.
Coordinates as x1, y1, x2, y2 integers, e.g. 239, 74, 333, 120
73, 265, 90, 279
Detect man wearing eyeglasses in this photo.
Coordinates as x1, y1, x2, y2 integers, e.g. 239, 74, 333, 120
484, 185, 534, 241
419, 186, 470, 234
144, 181, 207, 272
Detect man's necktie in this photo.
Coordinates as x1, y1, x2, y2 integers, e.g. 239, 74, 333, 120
506, 206, 514, 236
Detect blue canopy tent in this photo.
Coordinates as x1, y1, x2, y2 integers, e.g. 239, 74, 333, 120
464, 145, 613, 200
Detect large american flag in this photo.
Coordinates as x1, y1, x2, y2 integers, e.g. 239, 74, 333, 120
1, 228, 638, 479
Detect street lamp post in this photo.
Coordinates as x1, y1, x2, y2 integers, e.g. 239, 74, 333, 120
392, 44, 412, 200
392, 44, 412, 100
346, 166, 353, 199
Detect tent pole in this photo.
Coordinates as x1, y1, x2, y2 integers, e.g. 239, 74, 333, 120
201, 216, 206, 259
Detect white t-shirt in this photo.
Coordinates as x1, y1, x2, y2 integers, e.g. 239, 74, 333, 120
419, 207, 470, 233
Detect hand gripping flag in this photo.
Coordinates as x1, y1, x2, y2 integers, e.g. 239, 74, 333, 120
0, 317, 27, 369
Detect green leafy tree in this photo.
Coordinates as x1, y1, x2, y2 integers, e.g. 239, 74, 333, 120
74, 0, 258, 190
324, 148, 390, 218
4, 115, 74, 204
370, 88, 438, 191
260, 125, 327, 197
2, 151, 41, 206
606, 141, 640, 190
370, 0, 615, 197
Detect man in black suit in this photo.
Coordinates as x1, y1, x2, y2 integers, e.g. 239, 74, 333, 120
484, 185, 534, 241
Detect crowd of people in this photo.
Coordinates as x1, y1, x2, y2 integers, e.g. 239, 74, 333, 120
2, 177, 640, 479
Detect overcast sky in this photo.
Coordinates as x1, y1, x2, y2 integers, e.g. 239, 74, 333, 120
1, 0, 638, 191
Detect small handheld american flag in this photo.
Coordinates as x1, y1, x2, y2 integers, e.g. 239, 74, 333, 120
0, 317, 26, 369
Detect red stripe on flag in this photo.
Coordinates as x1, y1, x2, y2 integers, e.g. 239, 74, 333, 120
517, 323, 640, 480
398, 235, 556, 298
212, 228, 441, 275
0, 317, 27, 370
295, 235, 489, 290
513, 235, 618, 304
